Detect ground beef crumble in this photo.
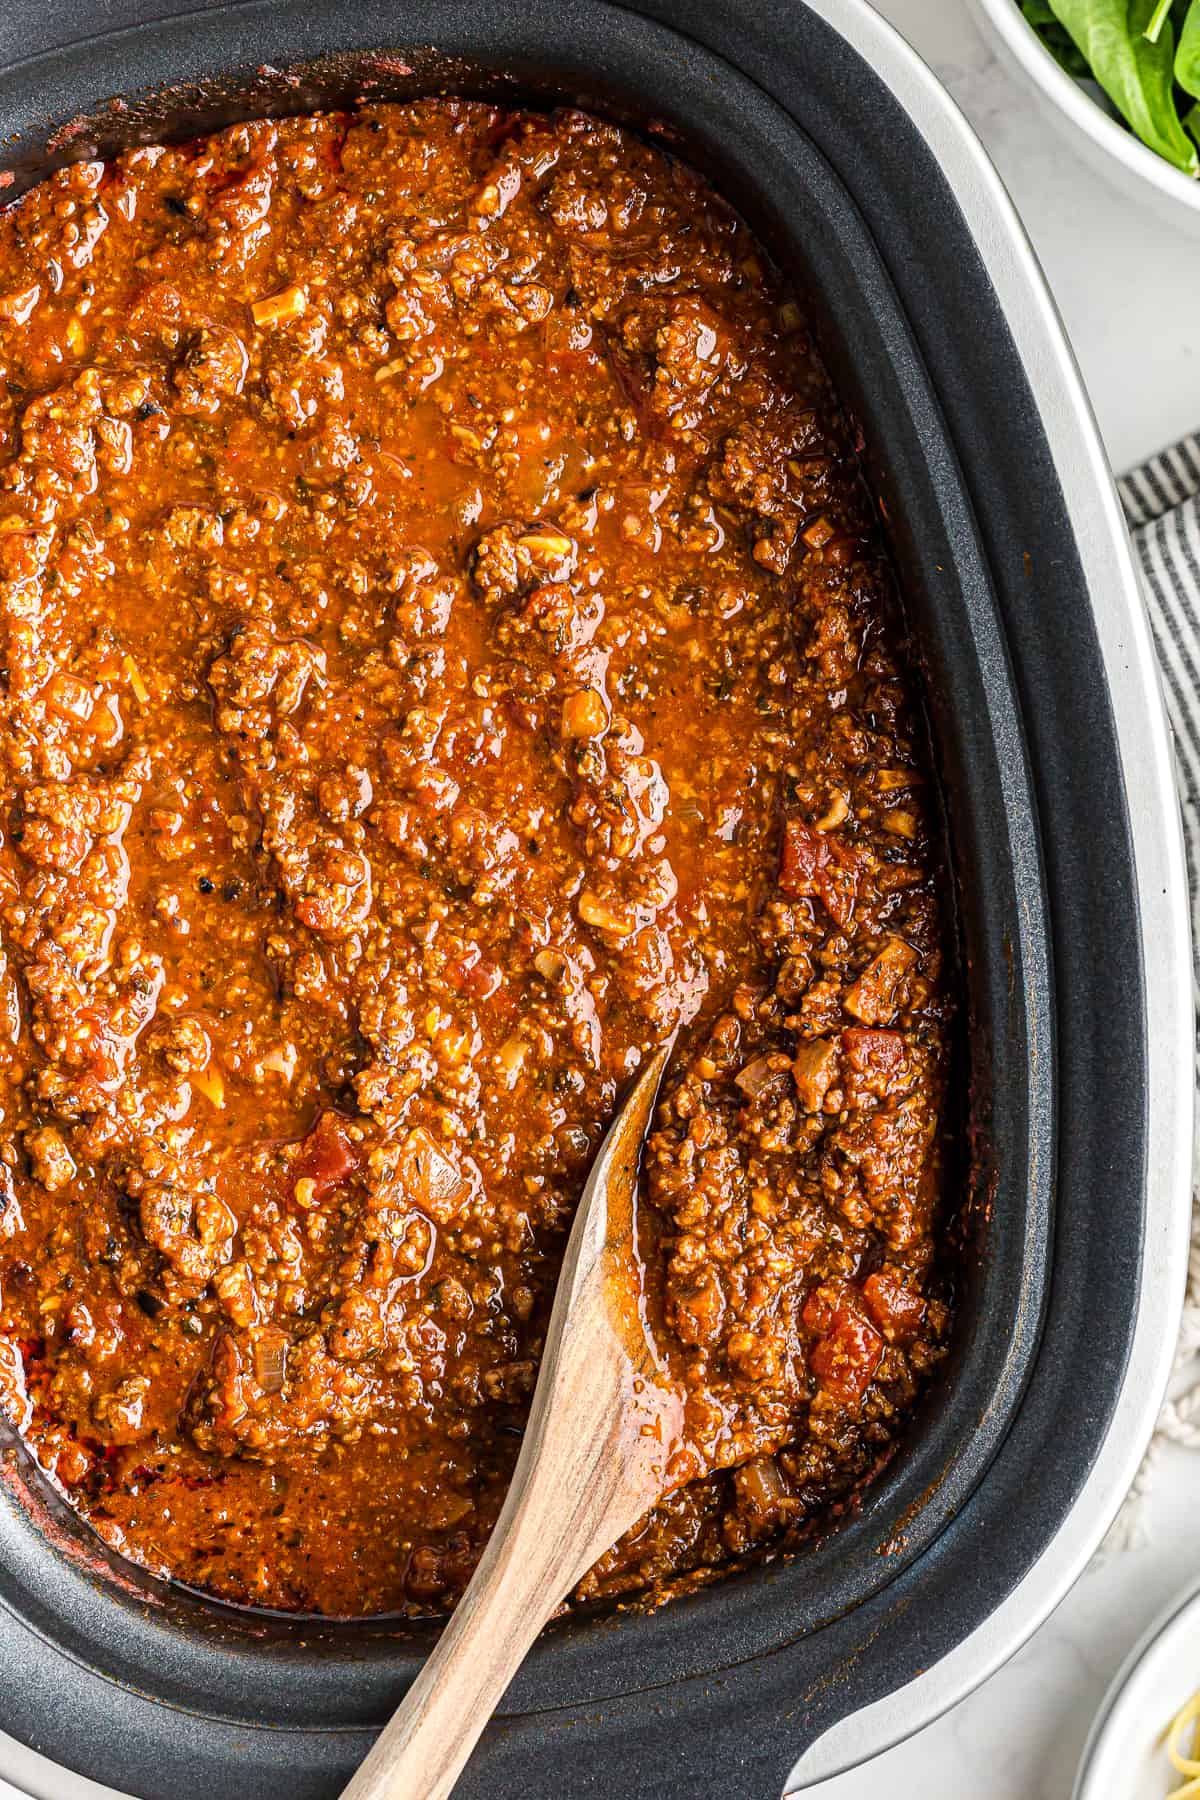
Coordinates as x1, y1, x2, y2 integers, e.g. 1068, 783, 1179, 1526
0, 101, 954, 1616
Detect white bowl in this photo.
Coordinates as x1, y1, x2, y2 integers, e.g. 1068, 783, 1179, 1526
966, 0, 1200, 232
1074, 1573, 1200, 1799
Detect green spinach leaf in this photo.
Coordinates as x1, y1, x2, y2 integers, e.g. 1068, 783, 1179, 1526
1048, 0, 1199, 173
1176, 0, 1200, 99
1020, 0, 1092, 75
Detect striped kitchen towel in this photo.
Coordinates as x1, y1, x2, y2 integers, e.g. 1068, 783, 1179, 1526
1102, 437, 1200, 1552
1121, 436, 1200, 973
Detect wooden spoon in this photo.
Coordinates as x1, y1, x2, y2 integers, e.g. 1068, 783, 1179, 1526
341, 1037, 684, 1800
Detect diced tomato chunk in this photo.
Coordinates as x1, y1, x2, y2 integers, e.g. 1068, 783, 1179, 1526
778, 815, 862, 929
842, 1028, 906, 1076
862, 1269, 926, 1342
818, 850, 862, 932
810, 1306, 882, 1405
778, 815, 829, 896
444, 947, 502, 1001
297, 1111, 360, 1198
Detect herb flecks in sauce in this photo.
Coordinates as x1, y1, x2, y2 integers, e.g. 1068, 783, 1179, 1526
0, 104, 953, 1616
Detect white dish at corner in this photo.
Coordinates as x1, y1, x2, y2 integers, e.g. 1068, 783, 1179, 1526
965, 0, 1200, 235
1075, 1574, 1200, 1799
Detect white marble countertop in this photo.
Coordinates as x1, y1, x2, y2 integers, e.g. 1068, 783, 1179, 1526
807, 3, 1200, 1796
879, 0, 1199, 475
0, 6, 1196, 1799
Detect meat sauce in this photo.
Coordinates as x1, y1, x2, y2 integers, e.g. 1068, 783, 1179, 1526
0, 102, 954, 1616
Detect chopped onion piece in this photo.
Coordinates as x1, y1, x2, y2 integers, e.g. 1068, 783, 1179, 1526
253, 1331, 289, 1395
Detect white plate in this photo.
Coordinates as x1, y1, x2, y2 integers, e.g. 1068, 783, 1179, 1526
1076, 1576, 1200, 1799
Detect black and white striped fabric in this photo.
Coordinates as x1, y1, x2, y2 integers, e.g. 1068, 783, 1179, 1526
1102, 439, 1200, 1551
1119, 436, 1200, 974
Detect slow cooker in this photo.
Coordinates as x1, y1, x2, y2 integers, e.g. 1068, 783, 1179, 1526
0, 2, 1192, 1796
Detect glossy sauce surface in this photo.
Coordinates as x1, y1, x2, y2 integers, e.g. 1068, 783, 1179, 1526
0, 102, 953, 1615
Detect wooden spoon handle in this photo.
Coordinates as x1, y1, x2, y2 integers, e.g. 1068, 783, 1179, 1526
340, 1042, 679, 1800
340, 1487, 588, 1800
